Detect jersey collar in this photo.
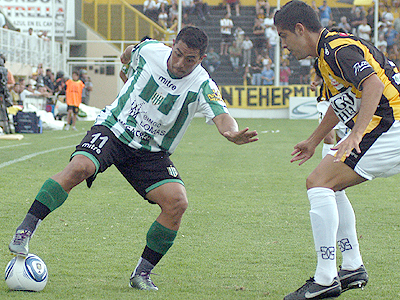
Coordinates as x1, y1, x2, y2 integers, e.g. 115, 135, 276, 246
316, 28, 329, 58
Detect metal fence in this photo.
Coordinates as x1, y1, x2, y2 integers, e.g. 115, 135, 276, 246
0, 28, 64, 72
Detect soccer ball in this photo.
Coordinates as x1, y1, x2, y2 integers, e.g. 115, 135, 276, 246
5, 254, 48, 292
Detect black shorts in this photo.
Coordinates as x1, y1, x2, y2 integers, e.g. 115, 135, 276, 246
71, 125, 183, 201
221, 33, 232, 44
67, 105, 79, 114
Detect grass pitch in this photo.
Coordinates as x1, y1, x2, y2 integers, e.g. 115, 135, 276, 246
0, 118, 399, 299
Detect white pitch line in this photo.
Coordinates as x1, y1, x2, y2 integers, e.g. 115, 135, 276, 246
0, 145, 74, 169
0, 143, 31, 149
55, 133, 84, 139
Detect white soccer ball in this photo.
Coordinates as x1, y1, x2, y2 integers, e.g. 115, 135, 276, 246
5, 254, 48, 292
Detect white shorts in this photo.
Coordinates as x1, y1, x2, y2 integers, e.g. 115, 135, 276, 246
317, 101, 349, 139
328, 120, 400, 180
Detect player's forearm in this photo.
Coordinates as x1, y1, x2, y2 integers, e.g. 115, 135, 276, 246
213, 113, 239, 136
352, 76, 384, 137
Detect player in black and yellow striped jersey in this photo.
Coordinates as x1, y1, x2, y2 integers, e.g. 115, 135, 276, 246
274, 1, 400, 299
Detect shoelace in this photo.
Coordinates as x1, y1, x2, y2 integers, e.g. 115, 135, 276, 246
294, 277, 315, 293
13, 230, 31, 245
139, 272, 158, 286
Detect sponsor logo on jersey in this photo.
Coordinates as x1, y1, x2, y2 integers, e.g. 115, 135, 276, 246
158, 76, 177, 90
353, 61, 371, 76
150, 92, 165, 105
393, 73, 400, 85
207, 88, 223, 102
329, 88, 361, 125
167, 165, 178, 177
324, 45, 330, 56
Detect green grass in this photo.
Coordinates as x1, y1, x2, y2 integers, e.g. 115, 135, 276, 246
0, 119, 399, 299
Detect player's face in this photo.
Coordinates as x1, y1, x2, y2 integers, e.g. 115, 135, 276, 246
168, 40, 206, 78
277, 25, 310, 61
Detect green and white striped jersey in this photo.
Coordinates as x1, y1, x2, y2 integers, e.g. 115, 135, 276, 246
95, 40, 229, 154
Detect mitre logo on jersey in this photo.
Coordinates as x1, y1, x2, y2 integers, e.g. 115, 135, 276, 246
207, 88, 223, 102
158, 76, 177, 90
150, 92, 165, 105
353, 61, 371, 76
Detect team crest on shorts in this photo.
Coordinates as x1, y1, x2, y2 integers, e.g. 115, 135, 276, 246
167, 165, 178, 177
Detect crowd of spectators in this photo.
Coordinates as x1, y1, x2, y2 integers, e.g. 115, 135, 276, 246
198, 0, 400, 86
4, 62, 92, 110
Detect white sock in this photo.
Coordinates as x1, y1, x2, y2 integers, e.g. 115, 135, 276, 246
335, 190, 363, 270
308, 187, 339, 286
322, 143, 334, 158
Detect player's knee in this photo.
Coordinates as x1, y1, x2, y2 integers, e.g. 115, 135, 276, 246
306, 173, 319, 189
68, 156, 96, 180
164, 193, 188, 219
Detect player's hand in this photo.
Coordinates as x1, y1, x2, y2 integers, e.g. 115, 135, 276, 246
223, 127, 258, 145
290, 140, 315, 165
331, 132, 362, 162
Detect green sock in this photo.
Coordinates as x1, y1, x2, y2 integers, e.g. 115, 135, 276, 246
146, 221, 177, 255
36, 178, 68, 212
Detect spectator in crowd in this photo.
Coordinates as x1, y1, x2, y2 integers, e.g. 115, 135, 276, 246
36, 64, 45, 86
261, 63, 274, 85
243, 65, 252, 85
349, 6, 364, 35
228, 40, 242, 72
182, 0, 194, 15
169, 2, 179, 26
265, 21, 278, 62
226, 0, 240, 17
251, 54, 264, 85
279, 60, 291, 85
54, 71, 66, 95
193, 0, 210, 23
234, 27, 245, 47
79, 69, 93, 105
382, 6, 394, 24
36, 82, 53, 99
318, 0, 332, 28
158, 2, 169, 28
220, 13, 233, 56
337, 16, 351, 33
44, 68, 55, 94
366, 6, 375, 36
241, 35, 253, 67
202, 47, 221, 73
252, 18, 266, 58
377, 33, 388, 55
79, 70, 93, 106
256, 0, 270, 19
10, 82, 21, 105
19, 84, 35, 104
311, 1, 319, 17
65, 71, 85, 131
143, 0, 159, 21
358, 17, 372, 41
28, 27, 34, 36
385, 23, 399, 52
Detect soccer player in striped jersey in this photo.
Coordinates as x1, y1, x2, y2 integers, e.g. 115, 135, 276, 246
275, 1, 400, 299
8, 26, 258, 291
